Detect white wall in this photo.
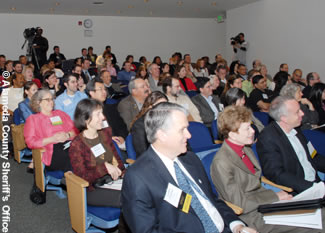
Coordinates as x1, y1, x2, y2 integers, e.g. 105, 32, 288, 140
0, 13, 226, 66
226, 0, 325, 81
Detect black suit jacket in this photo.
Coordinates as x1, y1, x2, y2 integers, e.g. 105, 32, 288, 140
103, 103, 128, 139
122, 147, 239, 233
257, 121, 325, 193
130, 115, 148, 158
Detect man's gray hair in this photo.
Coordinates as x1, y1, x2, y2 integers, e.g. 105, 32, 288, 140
147, 63, 156, 74
144, 102, 188, 144
280, 83, 300, 99
128, 77, 141, 94
269, 96, 295, 121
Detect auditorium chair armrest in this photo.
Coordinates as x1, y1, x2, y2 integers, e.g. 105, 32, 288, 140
126, 159, 135, 164
224, 200, 243, 215
261, 176, 293, 193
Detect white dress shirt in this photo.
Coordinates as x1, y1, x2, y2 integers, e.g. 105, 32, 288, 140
152, 145, 244, 232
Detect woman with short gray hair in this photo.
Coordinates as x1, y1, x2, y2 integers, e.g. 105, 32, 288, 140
280, 83, 318, 130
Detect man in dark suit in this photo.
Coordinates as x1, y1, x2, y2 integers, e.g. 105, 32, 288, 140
87, 78, 128, 139
257, 96, 325, 194
122, 102, 256, 233
192, 77, 223, 128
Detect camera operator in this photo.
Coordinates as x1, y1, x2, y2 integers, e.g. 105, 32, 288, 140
231, 32, 248, 65
32, 27, 49, 70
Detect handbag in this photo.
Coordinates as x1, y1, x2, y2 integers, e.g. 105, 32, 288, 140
92, 174, 113, 188
30, 183, 46, 205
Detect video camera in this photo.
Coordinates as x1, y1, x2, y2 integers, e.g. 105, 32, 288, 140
230, 34, 241, 45
23, 27, 38, 41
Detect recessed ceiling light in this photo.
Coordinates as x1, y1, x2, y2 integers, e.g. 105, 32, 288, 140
10, 7, 16, 11
93, 1, 103, 5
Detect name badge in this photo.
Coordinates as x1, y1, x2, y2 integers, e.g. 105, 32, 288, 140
307, 141, 317, 158
50, 116, 63, 125
262, 94, 268, 99
63, 99, 72, 106
102, 120, 109, 128
164, 183, 192, 214
91, 143, 106, 158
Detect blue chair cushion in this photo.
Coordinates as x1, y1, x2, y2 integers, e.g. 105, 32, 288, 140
201, 151, 218, 196
87, 206, 121, 221
46, 170, 64, 179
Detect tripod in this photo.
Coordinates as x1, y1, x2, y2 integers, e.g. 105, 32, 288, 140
21, 36, 40, 70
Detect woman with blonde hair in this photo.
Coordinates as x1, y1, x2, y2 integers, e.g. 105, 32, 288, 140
22, 65, 41, 88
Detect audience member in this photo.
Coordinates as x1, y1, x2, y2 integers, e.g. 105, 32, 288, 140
104, 56, 117, 77
247, 75, 274, 112
130, 91, 168, 157
237, 64, 248, 80
280, 83, 318, 130
303, 72, 321, 98
210, 106, 313, 232
193, 58, 209, 78
279, 63, 289, 73
13, 61, 23, 74
4, 60, 13, 75
147, 63, 161, 91
87, 46, 97, 67
117, 61, 136, 82
42, 70, 60, 96
225, 88, 264, 134
24, 89, 76, 172
99, 70, 124, 99
229, 60, 240, 75
161, 76, 202, 122
87, 78, 128, 139
221, 74, 243, 104
55, 73, 88, 120
257, 96, 325, 194
0, 73, 25, 112
125, 55, 137, 72
18, 81, 38, 123
292, 69, 306, 88
49, 46, 66, 69
117, 78, 150, 130
81, 58, 95, 83
176, 65, 197, 92
273, 71, 291, 97
309, 83, 325, 126
69, 98, 125, 207
80, 48, 88, 60
22, 65, 41, 88
0, 54, 6, 73
191, 77, 223, 128
242, 70, 260, 97
122, 102, 257, 233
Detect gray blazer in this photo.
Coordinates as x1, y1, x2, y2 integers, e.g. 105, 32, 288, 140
117, 95, 140, 130
191, 94, 222, 127
148, 75, 163, 92
211, 142, 282, 231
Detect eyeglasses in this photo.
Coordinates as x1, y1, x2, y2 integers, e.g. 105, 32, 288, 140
41, 98, 53, 102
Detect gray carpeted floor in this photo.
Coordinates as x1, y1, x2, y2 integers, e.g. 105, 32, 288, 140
6, 158, 74, 233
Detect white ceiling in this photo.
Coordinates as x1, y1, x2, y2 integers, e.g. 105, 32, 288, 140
1, 0, 259, 18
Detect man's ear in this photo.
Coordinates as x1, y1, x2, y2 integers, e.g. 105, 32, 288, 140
156, 129, 168, 143
64, 82, 68, 88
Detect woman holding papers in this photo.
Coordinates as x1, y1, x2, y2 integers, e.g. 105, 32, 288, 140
69, 98, 125, 207
210, 105, 317, 232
